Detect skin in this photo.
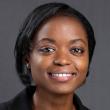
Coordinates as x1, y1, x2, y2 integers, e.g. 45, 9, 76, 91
28, 16, 89, 110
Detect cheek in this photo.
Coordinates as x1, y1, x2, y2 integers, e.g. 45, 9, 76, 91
75, 56, 89, 75
29, 53, 52, 76
29, 54, 46, 84
30, 54, 42, 70
29, 53, 54, 86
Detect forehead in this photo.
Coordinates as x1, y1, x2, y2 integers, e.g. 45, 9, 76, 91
34, 16, 88, 43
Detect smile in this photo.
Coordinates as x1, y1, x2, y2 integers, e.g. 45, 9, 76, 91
48, 72, 77, 82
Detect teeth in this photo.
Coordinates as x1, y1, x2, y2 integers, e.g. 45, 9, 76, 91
59, 74, 62, 77
63, 74, 66, 76
66, 74, 71, 76
51, 73, 73, 77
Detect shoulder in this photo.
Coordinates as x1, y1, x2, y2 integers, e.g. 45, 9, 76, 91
74, 94, 90, 110
0, 86, 35, 110
0, 102, 8, 110
0, 91, 24, 110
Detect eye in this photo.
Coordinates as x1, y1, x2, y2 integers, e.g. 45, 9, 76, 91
70, 47, 84, 56
38, 47, 55, 53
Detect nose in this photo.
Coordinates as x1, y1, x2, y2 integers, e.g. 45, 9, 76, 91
53, 51, 72, 66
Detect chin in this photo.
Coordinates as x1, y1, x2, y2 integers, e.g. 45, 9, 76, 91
45, 84, 79, 95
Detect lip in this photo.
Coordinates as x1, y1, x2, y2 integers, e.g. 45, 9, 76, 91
47, 71, 77, 82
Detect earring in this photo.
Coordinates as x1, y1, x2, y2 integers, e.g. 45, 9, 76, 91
24, 63, 30, 75
25, 63, 35, 86
26, 63, 29, 69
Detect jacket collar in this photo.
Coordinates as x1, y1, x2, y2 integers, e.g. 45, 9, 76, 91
8, 86, 89, 110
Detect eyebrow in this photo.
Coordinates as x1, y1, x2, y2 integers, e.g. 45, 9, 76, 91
38, 38, 55, 43
69, 39, 87, 45
37, 38, 87, 45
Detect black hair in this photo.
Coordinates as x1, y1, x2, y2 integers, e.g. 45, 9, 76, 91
14, 2, 96, 85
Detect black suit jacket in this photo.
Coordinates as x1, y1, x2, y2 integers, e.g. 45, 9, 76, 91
0, 86, 89, 110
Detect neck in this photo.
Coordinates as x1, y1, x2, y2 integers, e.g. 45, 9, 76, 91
33, 88, 76, 110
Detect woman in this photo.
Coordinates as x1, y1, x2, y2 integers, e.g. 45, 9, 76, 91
0, 2, 96, 110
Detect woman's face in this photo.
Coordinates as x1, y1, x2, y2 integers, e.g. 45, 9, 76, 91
28, 16, 89, 94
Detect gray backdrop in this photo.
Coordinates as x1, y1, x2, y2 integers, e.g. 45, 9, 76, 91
0, 0, 110, 110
